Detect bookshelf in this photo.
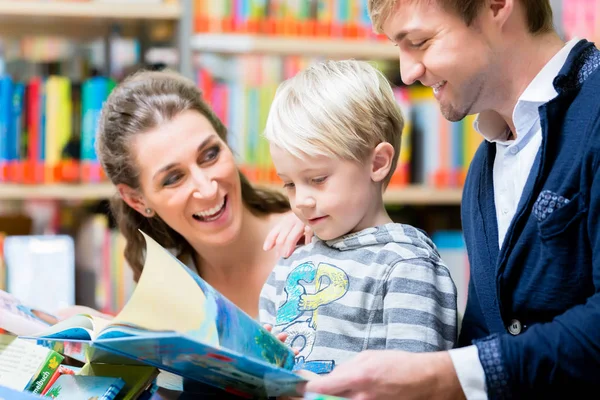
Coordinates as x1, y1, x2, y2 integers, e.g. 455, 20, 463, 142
190, 33, 398, 59
0, 183, 462, 205
0, 1, 182, 20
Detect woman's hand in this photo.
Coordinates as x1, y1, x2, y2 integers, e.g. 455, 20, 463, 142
264, 212, 313, 258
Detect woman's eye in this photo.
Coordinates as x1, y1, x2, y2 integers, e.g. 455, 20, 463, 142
312, 176, 327, 185
162, 173, 182, 187
202, 145, 221, 163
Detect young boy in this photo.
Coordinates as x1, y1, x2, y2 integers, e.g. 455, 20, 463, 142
259, 60, 457, 374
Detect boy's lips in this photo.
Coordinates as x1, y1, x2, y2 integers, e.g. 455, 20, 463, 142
307, 216, 328, 225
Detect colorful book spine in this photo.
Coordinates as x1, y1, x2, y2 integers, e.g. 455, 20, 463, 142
25, 350, 64, 395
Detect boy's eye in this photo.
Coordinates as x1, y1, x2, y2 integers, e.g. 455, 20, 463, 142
312, 176, 327, 185
162, 173, 183, 187
409, 40, 427, 49
283, 182, 295, 189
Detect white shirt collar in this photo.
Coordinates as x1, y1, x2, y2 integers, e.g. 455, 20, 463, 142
474, 37, 582, 143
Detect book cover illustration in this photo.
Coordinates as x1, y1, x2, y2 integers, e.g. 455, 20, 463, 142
44, 375, 125, 400
27, 231, 304, 398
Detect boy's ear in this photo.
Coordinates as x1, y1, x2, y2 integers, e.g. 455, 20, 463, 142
370, 142, 395, 183
117, 184, 152, 217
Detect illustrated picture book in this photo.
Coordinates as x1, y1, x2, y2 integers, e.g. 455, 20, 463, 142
0, 334, 64, 394
0, 385, 45, 399
26, 231, 304, 398
43, 375, 125, 399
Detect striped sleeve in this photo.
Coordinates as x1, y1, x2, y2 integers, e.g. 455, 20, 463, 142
258, 268, 279, 327
383, 258, 458, 352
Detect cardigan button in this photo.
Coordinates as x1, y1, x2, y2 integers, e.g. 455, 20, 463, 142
508, 319, 522, 335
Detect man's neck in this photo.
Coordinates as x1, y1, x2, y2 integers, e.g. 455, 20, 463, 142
495, 32, 566, 136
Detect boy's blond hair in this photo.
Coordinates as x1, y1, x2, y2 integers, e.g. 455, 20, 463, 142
264, 59, 404, 188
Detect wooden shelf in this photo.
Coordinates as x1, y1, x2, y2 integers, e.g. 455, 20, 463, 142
0, 183, 116, 200
0, 1, 181, 20
0, 183, 461, 205
191, 34, 398, 60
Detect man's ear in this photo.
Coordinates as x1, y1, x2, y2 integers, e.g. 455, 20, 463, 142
488, 0, 513, 29
117, 184, 152, 217
370, 142, 395, 183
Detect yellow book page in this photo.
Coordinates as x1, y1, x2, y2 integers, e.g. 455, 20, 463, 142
109, 231, 217, 338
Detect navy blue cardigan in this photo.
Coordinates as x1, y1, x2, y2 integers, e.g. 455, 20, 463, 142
460, 40, 600, 398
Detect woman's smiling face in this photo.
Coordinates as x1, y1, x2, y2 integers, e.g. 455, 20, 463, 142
129, 110, 244, 248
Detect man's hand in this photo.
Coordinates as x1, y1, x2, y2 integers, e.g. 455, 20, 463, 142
263, 212, 313, 258
302, 350, 466, 400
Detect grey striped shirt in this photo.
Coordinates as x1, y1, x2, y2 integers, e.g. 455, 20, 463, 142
259, 223, 457, 374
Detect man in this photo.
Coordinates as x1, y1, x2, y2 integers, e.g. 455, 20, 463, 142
303, 0, 600, 398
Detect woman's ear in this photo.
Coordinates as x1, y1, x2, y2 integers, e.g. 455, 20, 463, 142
370, 142, 395, 183
117, 184, 153, 217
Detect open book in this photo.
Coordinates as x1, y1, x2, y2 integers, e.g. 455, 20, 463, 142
26, 231, 303, 398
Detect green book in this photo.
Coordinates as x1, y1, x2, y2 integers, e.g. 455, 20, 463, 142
25, 348, 64, 394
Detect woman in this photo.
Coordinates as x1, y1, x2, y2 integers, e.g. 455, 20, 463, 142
92, 69, 308, 319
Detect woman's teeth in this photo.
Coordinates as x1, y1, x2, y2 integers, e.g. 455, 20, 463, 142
193, 197, 226, 221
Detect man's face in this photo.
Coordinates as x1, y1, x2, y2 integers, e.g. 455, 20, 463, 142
382, 0, 499, 121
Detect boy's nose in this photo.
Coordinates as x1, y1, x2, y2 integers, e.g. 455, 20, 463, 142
295, 189, 316, 209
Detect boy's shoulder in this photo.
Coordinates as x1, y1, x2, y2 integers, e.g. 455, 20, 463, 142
283, 223, 439, 265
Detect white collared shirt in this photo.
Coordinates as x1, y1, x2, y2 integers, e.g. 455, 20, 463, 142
449, 37, 581, 400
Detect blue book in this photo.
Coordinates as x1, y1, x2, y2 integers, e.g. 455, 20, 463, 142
44, 375, 125, 399
0, 385, 45, 399
25, 231, 302, 398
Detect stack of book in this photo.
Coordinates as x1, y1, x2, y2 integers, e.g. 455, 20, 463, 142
0, 231, 338, 399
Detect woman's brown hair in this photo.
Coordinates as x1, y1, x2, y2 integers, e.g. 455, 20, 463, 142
96, 70, 289, 281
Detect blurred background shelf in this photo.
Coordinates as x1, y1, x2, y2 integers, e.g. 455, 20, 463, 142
0, 1, 182, 20
0, 183, 116, 200
190, 33, 398, 59
0, 183, 462, 205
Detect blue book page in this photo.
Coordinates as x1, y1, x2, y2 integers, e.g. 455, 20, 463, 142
182, 268, 295, 370
94, 333, 306, 398
45, 375, 125, 400
0, 385, 45, 399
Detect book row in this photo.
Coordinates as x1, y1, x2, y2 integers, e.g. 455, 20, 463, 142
194, 0, 387, 40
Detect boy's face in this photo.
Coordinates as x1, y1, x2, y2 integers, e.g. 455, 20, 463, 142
270, 144, 379, 241
382, 0, 502, 121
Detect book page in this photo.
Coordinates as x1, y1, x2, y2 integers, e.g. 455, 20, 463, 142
106, 232, 218, 344
0, 334, 52, 390
0, 290, 52, 336
29, 314, 111, 340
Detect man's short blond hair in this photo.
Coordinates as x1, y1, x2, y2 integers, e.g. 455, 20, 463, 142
368, 0, 553, 34
264, 59, 404, 188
